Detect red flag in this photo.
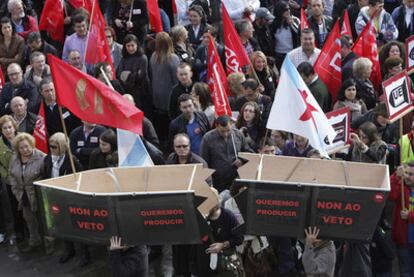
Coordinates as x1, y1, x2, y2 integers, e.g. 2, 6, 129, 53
300, 8, 309, 31
85, 0, 113, 67
222, 3, 251, 74
352, 20, 382, 91
314, 20, 342, 103
341, 10, 353, 41
146, 0, 163, 33
0, 69, 4, 93
207, 35, 232, 117
48, 55, 144, 135
33, 102, 49, 154
39, 0, 65, 43
68, 0, 93, 12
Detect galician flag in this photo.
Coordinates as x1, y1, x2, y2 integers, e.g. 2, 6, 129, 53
117, 129, 153, 167
266, 56, 336, 157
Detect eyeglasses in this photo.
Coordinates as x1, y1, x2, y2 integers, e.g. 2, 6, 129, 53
49, 145, 58, 149
175, 145, 189, 148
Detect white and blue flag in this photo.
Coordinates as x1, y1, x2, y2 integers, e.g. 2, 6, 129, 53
266, 56, 336, 157
117, 129, 154, 167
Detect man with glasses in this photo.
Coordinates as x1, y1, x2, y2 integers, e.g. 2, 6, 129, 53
168, 94, 210, 155
104, 27, 122, 69
0, 63, 39, 116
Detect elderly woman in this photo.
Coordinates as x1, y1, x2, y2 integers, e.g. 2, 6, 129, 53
43, 133, 86, 263
353, 57, 377, 110
9, 133, 45, 252
0, 17, 25, 75
171, 25, 195, 64
0, 115, 19, 244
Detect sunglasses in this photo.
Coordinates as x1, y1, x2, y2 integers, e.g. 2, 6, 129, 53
175, 145, 189, 148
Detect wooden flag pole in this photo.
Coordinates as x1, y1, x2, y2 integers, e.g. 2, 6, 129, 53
57, 106, 78, 177
128, 0, 135, 22
400, 117, 406, 210
83, 0, 97, 63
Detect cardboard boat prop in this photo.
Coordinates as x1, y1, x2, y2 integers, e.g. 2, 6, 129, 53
34, 164, 217, 245
234, 153, 390, 242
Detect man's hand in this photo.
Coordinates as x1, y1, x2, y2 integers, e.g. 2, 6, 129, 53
304, 226, 320, 245
206, 242, 224, 254
232, 158, 243, 168
114, 19, 123, 28
109, 236, 123, 251
401, 209, 409, 220
126, 21, 133, 30
396, 165, 406, 178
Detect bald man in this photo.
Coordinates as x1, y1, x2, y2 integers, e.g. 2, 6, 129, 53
0, 63, 40, 116
10, 96, 38, 134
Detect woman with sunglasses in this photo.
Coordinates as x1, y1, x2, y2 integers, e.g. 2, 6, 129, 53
43, 132, 85, 263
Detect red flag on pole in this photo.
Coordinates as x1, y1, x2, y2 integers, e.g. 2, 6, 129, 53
314, 20, 342, 103
352, 20, 382, 91
68, 0, 94, 12
222, 3, 251, 74
39, 0, 65, 43
341, 10, 353, 41
0, 69, 4, 93
300, 8, 310, 31
207, 35, 232, 117
84, 0, 113, 67
33, 102, 49, 154
147, 0, 163, 33
48, 54, 144, 135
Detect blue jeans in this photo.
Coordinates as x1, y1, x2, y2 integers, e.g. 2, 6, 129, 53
396, 244, 414, 277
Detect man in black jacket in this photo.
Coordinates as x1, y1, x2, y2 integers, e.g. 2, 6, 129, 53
23, 32, 58, 68
0, 63, 40, 116
307, 0, 333, 48
253, 7, 275, 58
168, 94, 210, 155
341, 35, 358, 81
10, 96, 37, 134
169, 63, 193, 120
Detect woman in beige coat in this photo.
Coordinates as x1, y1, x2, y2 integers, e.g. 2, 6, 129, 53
9, 133, 45, 252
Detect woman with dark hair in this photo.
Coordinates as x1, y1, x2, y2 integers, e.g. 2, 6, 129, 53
379, 40, 406, 77
116, 34, 150, 111
185, 5, 208, 50
236, 101, 263, 151
270, 1, 300, 70
191, 82, 215, 126
89, 129, 118, 169
333, 78, 368, 122
248, 51, 277, 99
350, 121, 387, 164
270, 130, 290, 155
0, 17, 25, 75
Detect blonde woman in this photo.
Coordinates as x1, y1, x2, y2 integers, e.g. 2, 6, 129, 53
248, 51, 277, 99
9, 133, 45, 253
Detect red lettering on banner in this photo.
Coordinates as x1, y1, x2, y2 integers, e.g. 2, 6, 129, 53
322, 216, 353, 225
93, 209, 109, 217
344, 203, 361, 211
69, 207, 90, 216
317, 201, 342, 210
139, 209, 184, 217
143, 219, 184, 226
256, 209, 297, 217
255, 199, 300, 207
77, 221, 105, 231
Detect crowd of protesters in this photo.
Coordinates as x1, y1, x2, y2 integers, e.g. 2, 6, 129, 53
0, 0, 414, 276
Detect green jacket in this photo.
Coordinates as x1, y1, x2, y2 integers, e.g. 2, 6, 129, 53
0, 136, 14, 183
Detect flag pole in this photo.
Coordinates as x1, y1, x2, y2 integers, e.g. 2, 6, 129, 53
58, 106, 78, 176
99, 66, 115, 90
400, 118, 406, 210
128, 0, 135, 22
83, 0, 97, 63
